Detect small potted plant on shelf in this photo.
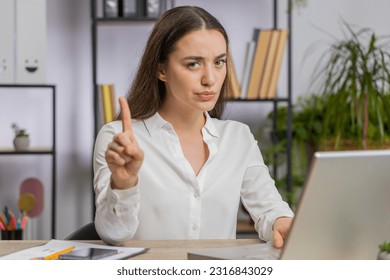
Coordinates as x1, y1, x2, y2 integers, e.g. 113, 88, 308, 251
378, 241, 390, 260
11, 123, 30, 151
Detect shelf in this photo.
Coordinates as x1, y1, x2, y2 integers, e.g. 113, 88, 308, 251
0, 84, 55, 89
0, 148, 54, 155
96, 17, 158, 22
0, 85, 56, 239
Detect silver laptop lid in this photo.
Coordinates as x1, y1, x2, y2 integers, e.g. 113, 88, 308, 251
281, 150, 390, 259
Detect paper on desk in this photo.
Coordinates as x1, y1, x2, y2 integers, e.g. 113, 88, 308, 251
0, 239, 148, 260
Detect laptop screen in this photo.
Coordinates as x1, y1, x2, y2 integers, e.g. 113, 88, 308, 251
281, 150, 390, 259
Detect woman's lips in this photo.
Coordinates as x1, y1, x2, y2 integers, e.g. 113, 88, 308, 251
197, 91, 216, 101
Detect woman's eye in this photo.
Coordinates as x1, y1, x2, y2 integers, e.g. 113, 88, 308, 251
216, 59, 226, 67
187, 61, 200, 69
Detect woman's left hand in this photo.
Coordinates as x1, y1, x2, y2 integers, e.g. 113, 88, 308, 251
272, 217, 293, 249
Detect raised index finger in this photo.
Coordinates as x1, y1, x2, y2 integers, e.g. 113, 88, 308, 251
119, 96, 132, 133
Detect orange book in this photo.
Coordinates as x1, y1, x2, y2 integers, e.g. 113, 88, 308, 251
226, 54, 241, 99
266, 29, 288, 98
246, 30, 272, 99
258, 30, 280, 99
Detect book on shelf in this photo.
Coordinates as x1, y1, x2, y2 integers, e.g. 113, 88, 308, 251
246, 29, 272, 99
266, 29, 288, 98
257, 30, 280, 99
240, 40, 256, 99
241, 29, 288, 100
99, 84, 116, 124
226, 53, 241, 99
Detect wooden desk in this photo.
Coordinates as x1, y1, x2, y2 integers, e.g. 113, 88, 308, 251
0, 239, 261, 260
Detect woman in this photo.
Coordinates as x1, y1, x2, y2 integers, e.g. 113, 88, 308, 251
93, 6, 294, 246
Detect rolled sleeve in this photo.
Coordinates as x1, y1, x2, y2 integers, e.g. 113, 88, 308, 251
241, 143, 294, 242
95, 185, 141, 245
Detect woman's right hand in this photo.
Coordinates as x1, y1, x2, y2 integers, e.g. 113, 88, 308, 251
105, 96, 144, 189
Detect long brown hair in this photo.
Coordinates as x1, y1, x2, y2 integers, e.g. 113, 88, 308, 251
120, 6, 230, 120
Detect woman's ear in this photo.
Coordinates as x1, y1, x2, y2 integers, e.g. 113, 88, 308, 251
157, 64, 166, 81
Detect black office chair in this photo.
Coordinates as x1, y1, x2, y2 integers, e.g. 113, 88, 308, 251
65, 222, 101, 240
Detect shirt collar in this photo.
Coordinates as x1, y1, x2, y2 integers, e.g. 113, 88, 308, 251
142, 112, 220, 139
142, 112, 170, 136
203, 112, 220, 138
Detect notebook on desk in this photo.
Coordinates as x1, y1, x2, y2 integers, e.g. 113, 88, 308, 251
188, 150, 390, 260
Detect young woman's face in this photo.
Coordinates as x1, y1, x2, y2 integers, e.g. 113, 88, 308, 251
158, 29, 227, 114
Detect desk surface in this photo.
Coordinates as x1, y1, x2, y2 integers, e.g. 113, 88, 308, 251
0, 239, 261, 260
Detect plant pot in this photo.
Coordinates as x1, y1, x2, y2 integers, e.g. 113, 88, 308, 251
377, 251, 390, 260
13, 136, 30, 151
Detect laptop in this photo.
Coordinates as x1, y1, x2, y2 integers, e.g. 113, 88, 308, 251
281, 149, 390, 259
187, 150, 390, 260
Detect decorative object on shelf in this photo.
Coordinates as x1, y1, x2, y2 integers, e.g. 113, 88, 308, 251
18, 193, 36, 215
145, 0, 161, 18
11, 123, 30, 151
20, 178, 44, 218
311, 21, 390, 150
103, 0, 120, 18
378, 241, 390, 260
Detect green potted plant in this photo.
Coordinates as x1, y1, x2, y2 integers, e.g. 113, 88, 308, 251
312, 21, 390, 150
11, 123, 30, 151
257, 22, 390, 207
378, 241, 390, 260
258, 94, 327, 208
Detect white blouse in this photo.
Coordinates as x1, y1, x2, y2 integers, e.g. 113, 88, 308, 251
93, 112, 294, 245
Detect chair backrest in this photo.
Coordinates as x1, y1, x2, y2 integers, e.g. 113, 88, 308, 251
65, 222, 101, 240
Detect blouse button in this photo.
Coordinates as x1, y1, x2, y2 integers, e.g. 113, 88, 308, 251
193, 192, 200, 198
192, 224, 198, 231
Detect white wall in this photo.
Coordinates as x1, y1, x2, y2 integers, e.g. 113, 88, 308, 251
292, 0, 390, 100
46, 0, 94, 239
1, 0, 389, 239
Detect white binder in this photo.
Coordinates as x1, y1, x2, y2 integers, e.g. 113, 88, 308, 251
16, 0, 46, 84
0, 0, 15, 83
